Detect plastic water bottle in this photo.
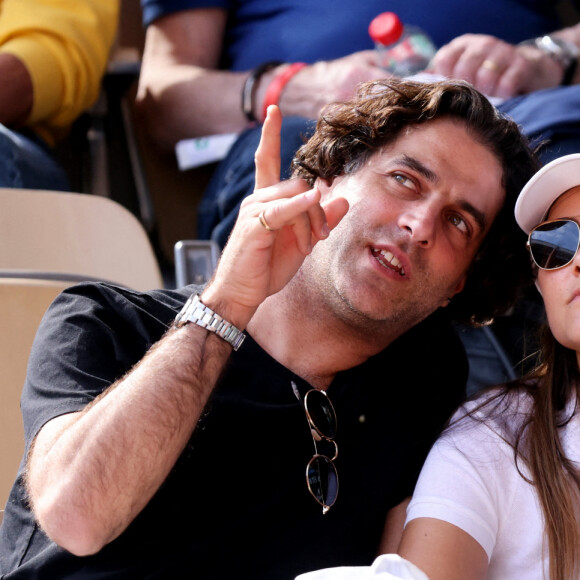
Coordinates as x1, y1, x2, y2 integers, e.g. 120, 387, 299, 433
368, 12, 437, 77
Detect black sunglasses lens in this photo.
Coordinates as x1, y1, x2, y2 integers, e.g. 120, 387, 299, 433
530, 220, 580, 270
304, 390, 337, 439
307, 455, 338, 507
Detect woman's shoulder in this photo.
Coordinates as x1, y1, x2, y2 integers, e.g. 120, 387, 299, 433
446, 386, 535, 448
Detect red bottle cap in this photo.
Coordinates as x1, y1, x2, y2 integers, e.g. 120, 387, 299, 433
368, 12, 404, 46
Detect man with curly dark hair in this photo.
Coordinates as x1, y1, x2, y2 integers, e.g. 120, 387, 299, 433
292, 79, 538, 326
0, 79, 537, 579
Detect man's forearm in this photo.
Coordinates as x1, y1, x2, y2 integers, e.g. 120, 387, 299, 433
0, 53, 33, 127
27, 321, 233, 556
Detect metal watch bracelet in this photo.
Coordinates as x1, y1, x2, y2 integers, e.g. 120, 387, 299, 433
519, 35, 579, 85
174, 294, 246, 351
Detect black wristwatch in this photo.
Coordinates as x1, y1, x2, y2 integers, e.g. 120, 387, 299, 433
519, 35, 579, 85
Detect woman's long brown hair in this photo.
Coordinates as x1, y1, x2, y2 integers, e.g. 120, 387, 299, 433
471, 324, 580, 580
522, 326, 580, 580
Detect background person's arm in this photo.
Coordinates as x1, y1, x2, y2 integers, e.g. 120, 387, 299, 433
136, 8, 385, 153
0, 53, 32, 127
0, 0, 119, 144
552, 21, 580, 84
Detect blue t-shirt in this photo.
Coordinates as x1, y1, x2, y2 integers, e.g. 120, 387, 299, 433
141, 0, 564, 71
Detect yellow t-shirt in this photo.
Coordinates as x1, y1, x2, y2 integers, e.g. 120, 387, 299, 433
0, 0, 119, 145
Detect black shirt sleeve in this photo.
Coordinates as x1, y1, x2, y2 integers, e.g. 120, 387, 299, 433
21, 282, 193, 453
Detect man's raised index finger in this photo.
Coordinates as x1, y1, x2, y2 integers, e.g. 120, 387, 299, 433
255, 105, 282, 190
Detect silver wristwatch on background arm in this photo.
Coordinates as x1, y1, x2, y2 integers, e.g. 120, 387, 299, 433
174, 294, 246, 351
519, 35, 580, 85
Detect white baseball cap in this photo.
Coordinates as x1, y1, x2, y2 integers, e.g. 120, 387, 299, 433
515, 153, 580, 234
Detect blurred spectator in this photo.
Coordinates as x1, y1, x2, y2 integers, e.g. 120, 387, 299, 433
0, 0, 119, 190
136, 2, 580, 245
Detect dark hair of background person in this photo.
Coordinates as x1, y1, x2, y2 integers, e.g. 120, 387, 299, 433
293, 78, 540, 326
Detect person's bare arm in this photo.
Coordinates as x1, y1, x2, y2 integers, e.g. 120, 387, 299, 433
136, 9, 385, 153
398, 518, 488, 580
378, 497, 410, 554
0, 53, 33, 127
26, 105, 349, 556
136, 8, 242, 151
27, 321, 234, 556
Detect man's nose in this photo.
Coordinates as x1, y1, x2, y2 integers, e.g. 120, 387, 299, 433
398, 204, 437, 247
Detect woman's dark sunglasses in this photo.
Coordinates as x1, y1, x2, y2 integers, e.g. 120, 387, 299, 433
528, 218, 580, 271
292, 382, 339, 514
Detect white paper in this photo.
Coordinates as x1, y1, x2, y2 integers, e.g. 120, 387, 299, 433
407, 72, 505, 106
175, 133, 239, 170
295, 554, 430, 580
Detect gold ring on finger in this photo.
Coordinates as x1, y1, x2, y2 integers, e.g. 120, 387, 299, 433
481, 59, 500, 72
258, 210, 274, 232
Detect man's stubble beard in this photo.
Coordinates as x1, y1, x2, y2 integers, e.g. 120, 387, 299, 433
296, 231, 458, 339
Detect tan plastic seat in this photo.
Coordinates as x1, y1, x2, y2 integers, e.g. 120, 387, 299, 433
0, 188, 164, 522
0, 278, 72, 521
0, 188, 163, 291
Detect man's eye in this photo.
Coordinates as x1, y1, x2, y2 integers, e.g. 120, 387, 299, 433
449, 214, 469, 234
393, 173, 414, 188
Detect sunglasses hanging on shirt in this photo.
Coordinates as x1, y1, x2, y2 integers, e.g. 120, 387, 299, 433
527, 218, 580, 270
291, 380, 339, 514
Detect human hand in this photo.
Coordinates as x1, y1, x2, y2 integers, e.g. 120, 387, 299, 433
277, 51, 387, 118
428, 34, 564, 99
203, 105, 349, 327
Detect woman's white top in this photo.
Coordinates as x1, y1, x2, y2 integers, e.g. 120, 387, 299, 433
406, 391, 580, 580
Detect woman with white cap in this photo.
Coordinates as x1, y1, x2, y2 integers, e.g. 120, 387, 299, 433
391, 153, 580, 580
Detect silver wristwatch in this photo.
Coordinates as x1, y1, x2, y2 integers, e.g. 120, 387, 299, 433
519, 35, 579, 85
174, 294, 246, 351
